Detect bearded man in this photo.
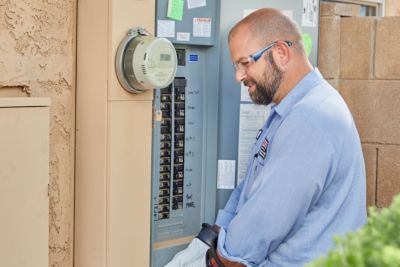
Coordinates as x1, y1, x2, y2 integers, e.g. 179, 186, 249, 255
166, 8, 366, 267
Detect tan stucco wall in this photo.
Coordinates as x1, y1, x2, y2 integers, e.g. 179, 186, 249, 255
0, 1, 76, 266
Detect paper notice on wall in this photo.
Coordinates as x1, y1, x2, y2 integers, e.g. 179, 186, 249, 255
243, 9, 293, 19
243, 9, 257, 18
302, 33, 313, 57
302, 0, 318, 27
157, 20, 175, 38
241, 83, 252, 102
167, 0, 184, 21
282, 10, 294, 19
217, 160, 236, 189
188, 0, 206, 9
193, 18, 212, 37
177, 32, 190, 41
237, 104, 271, 185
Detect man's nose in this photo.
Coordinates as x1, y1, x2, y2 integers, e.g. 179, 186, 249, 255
235, 69, 246, 82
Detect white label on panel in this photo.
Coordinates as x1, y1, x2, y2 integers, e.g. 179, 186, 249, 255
188, 0, 206, 9
302, 0, 318, 27
237, 104, 270, 185
157, 20, 175, 37
243, 9, 257, 18
282, 10, 294, 19
177, 32, 190, 41
217, 160, 236, 189
193, 17, 212, 37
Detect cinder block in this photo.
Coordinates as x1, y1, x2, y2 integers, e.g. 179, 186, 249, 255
375, 17, 400, 79
385, 0, 400, 16
339, 80, 400, 145
340, 17, 376, 80
362, 144, 377, 207
318, 16, 341, 79
325, 79, 339, 90
320, 2, 360, 17
377, 146, 400, 207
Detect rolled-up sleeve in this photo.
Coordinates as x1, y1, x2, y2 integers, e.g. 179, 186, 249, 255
217, 114, 334, 266
215, 180, 244, 229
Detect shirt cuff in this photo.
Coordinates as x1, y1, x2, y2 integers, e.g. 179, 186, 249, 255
215, 210, 235, 229
217, 228, 252, 267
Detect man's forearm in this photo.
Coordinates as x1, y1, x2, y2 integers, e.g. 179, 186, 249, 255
216, 249, 245, 267
212, 224, 245, 267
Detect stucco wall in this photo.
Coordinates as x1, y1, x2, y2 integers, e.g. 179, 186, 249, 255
0, 1, 76, 266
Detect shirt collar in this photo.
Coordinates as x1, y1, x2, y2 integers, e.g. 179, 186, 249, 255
272, 68, 323, 118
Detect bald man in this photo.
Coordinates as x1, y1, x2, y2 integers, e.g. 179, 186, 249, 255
165, 8, 366, 267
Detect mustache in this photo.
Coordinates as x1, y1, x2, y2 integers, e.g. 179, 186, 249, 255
243, 79, 255, 87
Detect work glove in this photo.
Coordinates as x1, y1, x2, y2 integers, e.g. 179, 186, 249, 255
183, 255, 207, 267
164, 238, 209, 267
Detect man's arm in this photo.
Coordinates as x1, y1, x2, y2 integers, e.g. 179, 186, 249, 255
215, 180, 245, 229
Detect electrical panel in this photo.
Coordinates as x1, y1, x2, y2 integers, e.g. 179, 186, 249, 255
151, 44, 220, 266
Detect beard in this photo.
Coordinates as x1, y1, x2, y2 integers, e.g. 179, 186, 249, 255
248, 52, 283, 106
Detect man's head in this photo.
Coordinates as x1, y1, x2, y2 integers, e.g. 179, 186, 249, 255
228, 8, 312, 105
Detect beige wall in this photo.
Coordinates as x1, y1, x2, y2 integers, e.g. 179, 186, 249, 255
319, 2, 400, 208
0, 1, 76, 266
74, 0, 155, 266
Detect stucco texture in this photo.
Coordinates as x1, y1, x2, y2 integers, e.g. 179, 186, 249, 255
0, 1, 76, 266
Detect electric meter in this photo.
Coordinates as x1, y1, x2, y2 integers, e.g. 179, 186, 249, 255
116, 27, 177, 93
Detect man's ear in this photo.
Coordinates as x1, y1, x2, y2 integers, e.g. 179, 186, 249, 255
272, 41, 291, 70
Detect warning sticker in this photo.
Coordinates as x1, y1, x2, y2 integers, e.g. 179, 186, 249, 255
193, 17, 212, 37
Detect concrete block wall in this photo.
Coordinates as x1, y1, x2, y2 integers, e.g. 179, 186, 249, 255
319, 2, 400, 208
386, 0, 400, 16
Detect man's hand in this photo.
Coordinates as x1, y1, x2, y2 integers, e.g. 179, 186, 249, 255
164, 238, 209, 267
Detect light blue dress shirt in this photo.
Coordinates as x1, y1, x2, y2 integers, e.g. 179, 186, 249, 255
215, 69, 367, 267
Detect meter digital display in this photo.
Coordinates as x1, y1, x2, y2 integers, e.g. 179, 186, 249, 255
160, 54, 171, 61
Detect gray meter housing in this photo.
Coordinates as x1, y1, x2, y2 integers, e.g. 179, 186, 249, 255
115, 27, 178, 94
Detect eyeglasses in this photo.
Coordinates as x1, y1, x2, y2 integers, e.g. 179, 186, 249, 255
233, 40, 293, 71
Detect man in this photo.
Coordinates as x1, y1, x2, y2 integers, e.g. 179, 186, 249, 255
166, 8, 366, 267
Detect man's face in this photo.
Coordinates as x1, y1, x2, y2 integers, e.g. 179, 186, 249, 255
229, 29, 283, 105
246, 52, 283, 105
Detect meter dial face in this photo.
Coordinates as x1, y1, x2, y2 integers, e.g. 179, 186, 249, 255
144, 39, 177, 88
